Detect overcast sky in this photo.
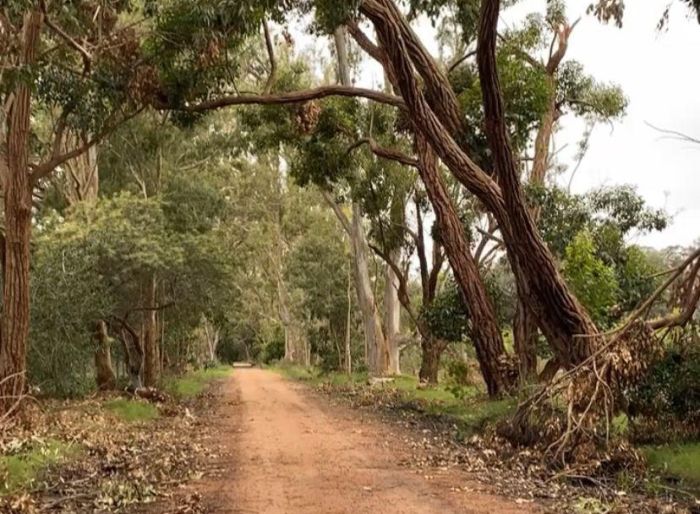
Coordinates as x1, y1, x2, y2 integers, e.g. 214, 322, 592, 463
294, 1, 699, 249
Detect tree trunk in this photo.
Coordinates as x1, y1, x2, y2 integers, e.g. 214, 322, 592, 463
418, 335, 445, 385
512, 47, 564, 381
415, 135, 510, 396
61, 132, 99, 205
0, 10, 42, 415
384, 250, 401, 375
513, 299, 538, 381
119, 326, 143, 391
351, 202, 388, 374
94, 320, 117, 390
475, 0, 598, 368
142, 276, 160, 387
334, 27, 388, 375
345, 263, 353, 374
361, 0, 598, 371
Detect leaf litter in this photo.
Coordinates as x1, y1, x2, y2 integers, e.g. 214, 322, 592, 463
0, 385, 225, 513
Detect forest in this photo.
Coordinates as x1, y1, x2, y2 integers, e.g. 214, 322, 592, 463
0, 0, 699, 512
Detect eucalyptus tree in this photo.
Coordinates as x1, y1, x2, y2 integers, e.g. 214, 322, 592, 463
0, 1, 152, 410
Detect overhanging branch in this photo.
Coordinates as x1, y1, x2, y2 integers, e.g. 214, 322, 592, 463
154, 85, 405, 112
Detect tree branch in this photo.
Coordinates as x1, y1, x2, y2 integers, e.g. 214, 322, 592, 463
154, 85, 405, 112
40, 0, 91, 71
31, 106, 145, 184
321, 189, 352, 236
262, 20, 276, 94
347, 137, 418, 168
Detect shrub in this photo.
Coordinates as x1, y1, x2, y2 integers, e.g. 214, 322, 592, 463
624, 326, 700, 443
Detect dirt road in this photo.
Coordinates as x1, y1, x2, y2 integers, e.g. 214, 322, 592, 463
202, 368, 538, 514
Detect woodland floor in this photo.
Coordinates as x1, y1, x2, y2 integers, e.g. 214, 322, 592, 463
3, 368, 696, 513
166, 367, 537, 514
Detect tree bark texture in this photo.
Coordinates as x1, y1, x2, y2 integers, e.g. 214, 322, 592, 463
0, 10, 42, 414
415, 135, 511, 396
142, 276, 160, 387
94, 320, 117, 390
334, 27, 389, 375
418, 335, 446, 385
359, 0, 598, 370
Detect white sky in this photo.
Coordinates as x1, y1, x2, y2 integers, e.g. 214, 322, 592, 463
512, 0, 700, 249
294, 1, 700, 249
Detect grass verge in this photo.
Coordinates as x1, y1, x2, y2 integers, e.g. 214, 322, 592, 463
164, 364, 233, 399
270, 363, 515, 437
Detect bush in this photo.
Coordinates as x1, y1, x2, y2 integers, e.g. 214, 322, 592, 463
260, 334, 285, 364
624, 327, 700, 442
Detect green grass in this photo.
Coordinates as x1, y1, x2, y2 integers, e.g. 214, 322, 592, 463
164, 364, 233, 398
104, 398, 159, 422
0, 439, 77, 495
270, 362, 319, 382
643, 442, 700, 490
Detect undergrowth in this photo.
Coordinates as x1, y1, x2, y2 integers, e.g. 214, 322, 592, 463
0, 439, 78, 495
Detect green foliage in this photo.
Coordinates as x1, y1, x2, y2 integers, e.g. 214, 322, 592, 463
444, 359, 479, 400
557, 61, 627, 121
562, 231, 619, 325
291, 97, 362, 188
625, 328, 700, 440
104, 399, 159, 422
422, 280, 469, 343
533, 184, 667, 324
451, 54, 550, 157
143, 0, 293, 106
29, 223, 115, 396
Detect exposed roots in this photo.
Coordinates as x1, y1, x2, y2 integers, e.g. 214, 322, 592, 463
503, 248, 700, 469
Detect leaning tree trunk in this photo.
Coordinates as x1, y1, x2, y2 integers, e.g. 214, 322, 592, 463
0, 11, 42, 415
512, 33, 568, 381
94, 320, 117, 390
361, 0, 598, 371
475, 0, 598, 368
415, 135, 511, 396
142, 276, 160, 387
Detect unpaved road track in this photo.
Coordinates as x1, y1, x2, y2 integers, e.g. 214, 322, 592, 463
200, 368, 538, 514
